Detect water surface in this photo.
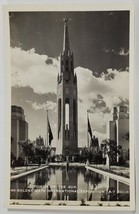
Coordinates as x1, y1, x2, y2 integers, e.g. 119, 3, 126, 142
10, 166, 129, 201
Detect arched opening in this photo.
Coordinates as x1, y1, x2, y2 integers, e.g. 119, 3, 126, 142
65, 98, 70, 140
65, 98, 70, 129
58, 98, 61, 139
73, 99, 77, 138
65, 103, 69, 129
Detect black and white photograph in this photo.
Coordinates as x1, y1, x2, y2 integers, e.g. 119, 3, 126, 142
3, 4, 135, 210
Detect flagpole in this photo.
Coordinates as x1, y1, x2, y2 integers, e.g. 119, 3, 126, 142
87, 110, 89, 148
47, 109, 48, 148
45, 109, 47, 148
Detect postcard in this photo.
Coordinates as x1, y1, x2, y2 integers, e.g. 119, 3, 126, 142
3, 3, 135, 211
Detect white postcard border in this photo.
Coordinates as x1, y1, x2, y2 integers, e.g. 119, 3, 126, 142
3, 3, 135, 211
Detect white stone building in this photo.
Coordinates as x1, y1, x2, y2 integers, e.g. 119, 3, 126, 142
107, 106, 129, 161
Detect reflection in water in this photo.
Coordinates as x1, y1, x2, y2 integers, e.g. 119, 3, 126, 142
10, 166, 130, 201
101, 178, 130, 201
35, 170, 48, 186
101, 189, 129, 201
10, 176, 32, 200
47, 185, 53, 200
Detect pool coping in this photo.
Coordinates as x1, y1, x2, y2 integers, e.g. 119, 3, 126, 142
11, 165, 48, 181
85, 165, 130, 185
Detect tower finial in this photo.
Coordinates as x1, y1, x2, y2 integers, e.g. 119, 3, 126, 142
63, 17, 70, 53
63, 17, 69, 23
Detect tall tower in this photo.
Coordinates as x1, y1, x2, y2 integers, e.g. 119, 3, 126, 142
57, 19, 78, 156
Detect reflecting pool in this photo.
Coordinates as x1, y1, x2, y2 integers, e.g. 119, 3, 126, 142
10, 166, 129, 201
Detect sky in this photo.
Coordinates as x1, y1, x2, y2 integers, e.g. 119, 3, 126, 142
10, 11, 129, 147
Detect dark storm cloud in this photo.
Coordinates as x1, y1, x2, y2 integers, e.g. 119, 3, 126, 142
12, 86, 57, 104
10, 11, 129, 76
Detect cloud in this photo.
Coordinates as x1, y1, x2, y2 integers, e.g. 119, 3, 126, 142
26, 100, 56, 112
90, 95, 111, 114
118, 48, 129, 56
45, 58, 53, 65
76, 67, 128, 105
11, 47, 129, 145
11, 47, 59, 94
103, 47, 129, 56
104, 71, 115, 80
75, 67, 129, 146
12, 87, 57, 104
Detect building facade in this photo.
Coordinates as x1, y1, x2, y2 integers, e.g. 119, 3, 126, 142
57, 19, 78, 155
107, 106, 129, 161
11, 105, 28, 159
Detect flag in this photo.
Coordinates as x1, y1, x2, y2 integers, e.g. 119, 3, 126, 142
88, 117, 92, 139
47, 116, 53, 146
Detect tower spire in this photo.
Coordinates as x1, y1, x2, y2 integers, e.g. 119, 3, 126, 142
63, 18, 70, 53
